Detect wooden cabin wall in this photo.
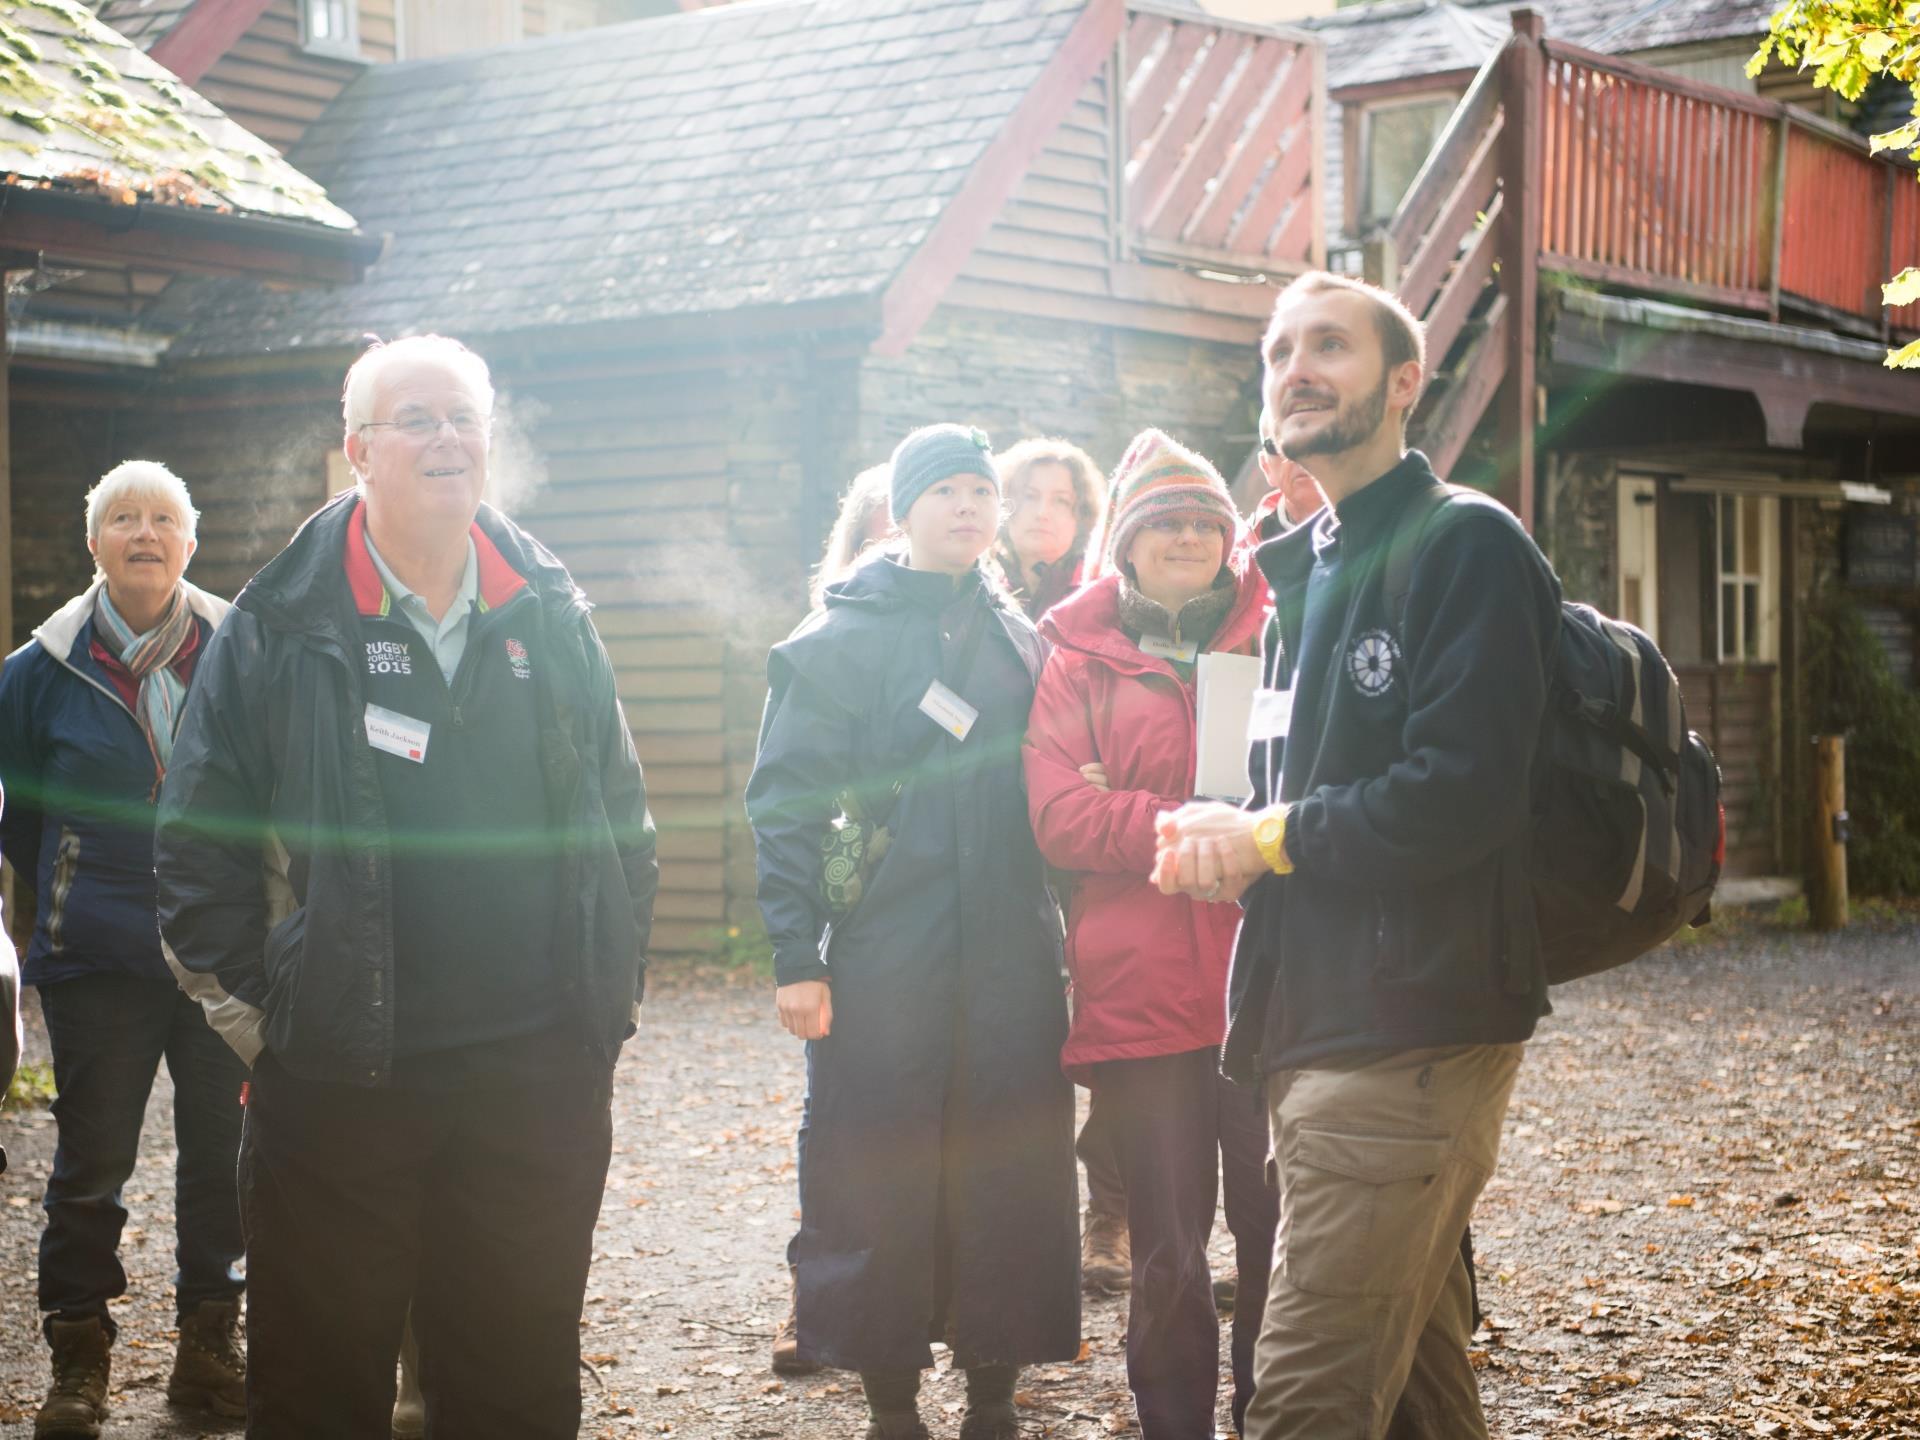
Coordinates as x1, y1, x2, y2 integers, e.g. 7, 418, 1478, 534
194, 0, 397, 154
951, 68, 1115, 313
9, 391, 337, 648
858, 305, 1261, 485
507, 348, 857, 951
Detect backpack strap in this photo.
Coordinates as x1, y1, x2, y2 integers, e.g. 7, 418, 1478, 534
1382, 482, 1466, 641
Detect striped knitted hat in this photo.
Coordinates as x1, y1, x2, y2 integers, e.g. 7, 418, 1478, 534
1104, 428, 1240, 572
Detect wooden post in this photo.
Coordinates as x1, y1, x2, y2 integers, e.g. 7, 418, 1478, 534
1811, 734, 1848, 931
1497, 7, 1544, 533
1766, 111, 1788, 321
1362, 229, 1399, 290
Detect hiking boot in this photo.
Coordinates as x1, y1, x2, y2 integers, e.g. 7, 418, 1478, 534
392, 1316, 425, 1439
1080, 1210, 1130, 1294
35, 1316, 110, 1439
167, 1297, 246, 1418
1213, 1268, 1238, 1313
771, 1266, 821, 1377
958, 1413, 1021, 1440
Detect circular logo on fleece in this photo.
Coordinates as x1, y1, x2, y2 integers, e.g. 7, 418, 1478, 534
1346, 629, 1402, 699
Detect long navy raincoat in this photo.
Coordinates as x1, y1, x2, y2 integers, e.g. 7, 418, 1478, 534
746, 555, 1080, 1374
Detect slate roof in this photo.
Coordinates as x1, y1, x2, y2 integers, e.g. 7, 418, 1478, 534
171, 0, 1087, 356
91, 0, 194, 48
0, 0, 355, 227
1307, 0, 1778, 95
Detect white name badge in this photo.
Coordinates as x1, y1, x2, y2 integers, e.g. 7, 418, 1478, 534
364, 703, 431, 763
918, 680, 979, 741
1248, 687, 1294, 741
1138, 634, 1199, 664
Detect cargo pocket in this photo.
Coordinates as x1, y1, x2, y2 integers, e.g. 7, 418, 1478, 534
1283, 1126, 1455, 1299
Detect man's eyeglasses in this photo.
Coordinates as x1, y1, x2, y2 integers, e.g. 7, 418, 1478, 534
361, 415, 486, 441
1260, 437, 1281, 458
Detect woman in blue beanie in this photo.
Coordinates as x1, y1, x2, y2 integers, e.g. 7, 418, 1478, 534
747, 424, 1080, 1440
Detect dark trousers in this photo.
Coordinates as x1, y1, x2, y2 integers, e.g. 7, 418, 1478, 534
1095, 1048, 1277, 1440
240, 1050, 614, 1439
37, 974, 246, 1334
1077, 1085, 1126, 1219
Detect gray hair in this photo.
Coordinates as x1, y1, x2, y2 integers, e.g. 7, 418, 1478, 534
85, 460, 199, 546
341, 335, 495, 436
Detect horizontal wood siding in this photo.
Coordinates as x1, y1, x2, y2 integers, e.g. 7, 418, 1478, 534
195, 0, 394, 154
957, 70, 1114, 305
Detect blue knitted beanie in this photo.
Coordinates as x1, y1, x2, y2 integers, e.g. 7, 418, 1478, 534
889, 423, 998, 522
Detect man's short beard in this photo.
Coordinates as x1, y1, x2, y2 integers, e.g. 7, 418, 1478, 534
1285, 373, 1389, 459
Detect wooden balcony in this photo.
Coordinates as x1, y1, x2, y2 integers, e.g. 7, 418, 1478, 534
1366, 8, 1920, 524
1541, 43, 1920, 335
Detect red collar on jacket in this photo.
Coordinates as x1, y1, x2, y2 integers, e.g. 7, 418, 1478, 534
343, 500, 529, 618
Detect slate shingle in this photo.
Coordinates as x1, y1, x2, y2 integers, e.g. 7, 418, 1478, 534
171, 0, 1084, 356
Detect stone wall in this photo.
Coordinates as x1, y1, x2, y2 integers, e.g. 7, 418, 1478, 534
1540, 449, 1615, 609
856, 305, 1263, 488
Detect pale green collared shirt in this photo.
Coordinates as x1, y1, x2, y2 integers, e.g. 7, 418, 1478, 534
363, 532, 480, 684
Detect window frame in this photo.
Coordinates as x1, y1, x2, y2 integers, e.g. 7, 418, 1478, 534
1615, 473, 1661, 644
1714, 492, 1780, 665
1354, 89, 1461, 232
299, 0, 361, 59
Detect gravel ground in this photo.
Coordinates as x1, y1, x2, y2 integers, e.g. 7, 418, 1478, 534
2, 910, 1916, 1439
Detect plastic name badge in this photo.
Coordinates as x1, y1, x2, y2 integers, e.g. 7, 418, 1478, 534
917, 680, 979, 741
364, 703, 431, 764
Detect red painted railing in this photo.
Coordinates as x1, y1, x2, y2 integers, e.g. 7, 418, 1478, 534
1536, 38, 1919, 335
1891, 178, 1920, 332
1121, 4, 1322, 269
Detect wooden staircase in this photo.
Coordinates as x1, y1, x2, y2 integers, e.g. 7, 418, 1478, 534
1365, 5, 1920, 532
1363, 10, 1540, 526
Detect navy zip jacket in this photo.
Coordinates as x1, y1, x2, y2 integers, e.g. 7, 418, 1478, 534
1223, 452, 1560, 1082
0, 581, 228, 987
154, 492, 657, 1085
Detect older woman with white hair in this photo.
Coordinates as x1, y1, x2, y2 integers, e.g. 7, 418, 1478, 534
0, 459, 245, 1435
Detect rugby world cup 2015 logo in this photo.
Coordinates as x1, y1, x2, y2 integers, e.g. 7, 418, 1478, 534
366, 639, 412, 676
505, 637, 532, 681
1346, 628, 1401, 699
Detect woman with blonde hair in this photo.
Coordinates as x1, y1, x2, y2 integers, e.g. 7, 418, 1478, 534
993, 438, 1106, 621
810, 464, 896, 609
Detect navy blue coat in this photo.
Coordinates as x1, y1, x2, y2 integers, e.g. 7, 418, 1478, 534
746, 556, 1079, 1373
1224, 454, 1558, 1083
0, 582, 228, 987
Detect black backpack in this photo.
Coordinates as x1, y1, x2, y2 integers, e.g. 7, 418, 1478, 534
1386, 486, 1725, 984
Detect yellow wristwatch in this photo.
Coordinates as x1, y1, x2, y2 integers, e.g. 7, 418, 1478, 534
1253, 807, 1294, 876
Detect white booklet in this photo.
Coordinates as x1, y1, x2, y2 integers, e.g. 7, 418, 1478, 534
1193, 652, 1263, 801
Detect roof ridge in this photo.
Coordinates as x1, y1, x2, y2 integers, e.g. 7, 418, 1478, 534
366, 0, 821, 77
1297, 0, 1444, 34
1582, 0, 1684, 51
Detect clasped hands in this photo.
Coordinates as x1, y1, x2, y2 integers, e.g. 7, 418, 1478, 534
1152, 801, 1273, 904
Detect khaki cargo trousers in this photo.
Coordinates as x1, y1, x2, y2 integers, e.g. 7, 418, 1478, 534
1242, 1043, 1523, 1440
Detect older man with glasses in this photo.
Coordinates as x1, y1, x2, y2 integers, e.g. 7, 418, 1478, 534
155, 335, 658, 1438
